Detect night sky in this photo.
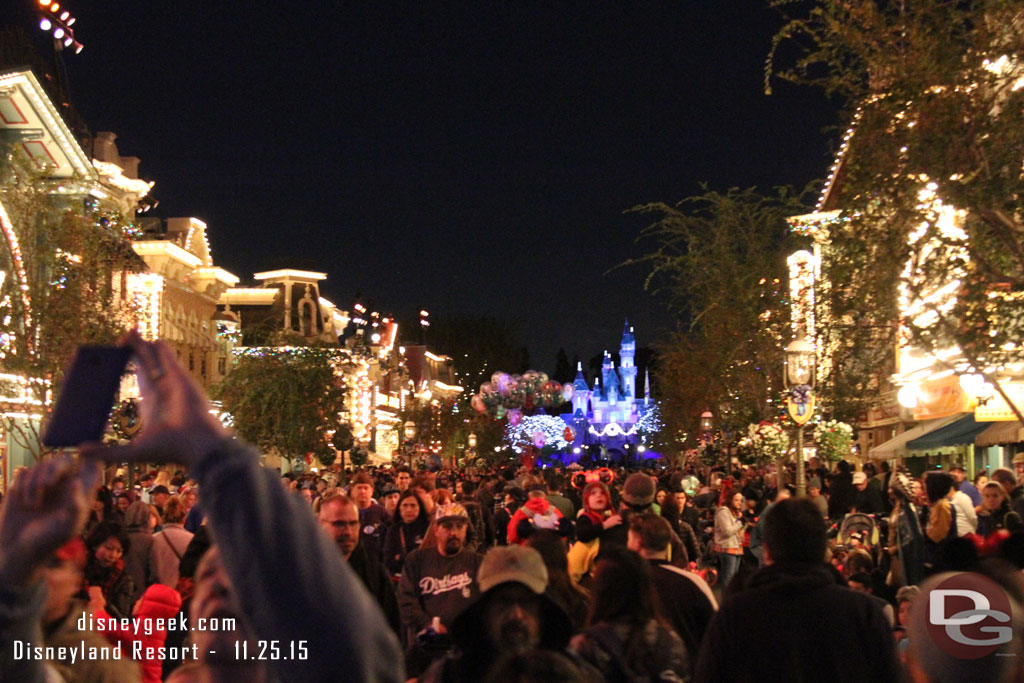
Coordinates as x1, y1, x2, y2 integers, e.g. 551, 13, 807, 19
19, 2, 838, 367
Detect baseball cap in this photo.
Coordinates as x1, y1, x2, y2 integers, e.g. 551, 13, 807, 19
435, 502, 469, 523
477, 545, 548, 594
852, 472, 867, 485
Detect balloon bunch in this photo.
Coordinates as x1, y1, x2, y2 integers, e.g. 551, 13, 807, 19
471, 370, 575, 420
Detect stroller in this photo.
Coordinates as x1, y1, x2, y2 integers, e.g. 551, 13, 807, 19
836, 512, 880, 552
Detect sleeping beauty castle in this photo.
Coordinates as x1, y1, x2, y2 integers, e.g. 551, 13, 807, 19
560, 321, 659, 463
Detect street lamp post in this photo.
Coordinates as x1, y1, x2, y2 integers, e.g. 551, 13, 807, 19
402, 421, 417, 466
465, 432, 477, 469
784, 336, 816, 497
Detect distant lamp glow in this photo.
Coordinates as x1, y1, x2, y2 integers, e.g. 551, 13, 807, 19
63, 36, 73, 47
59, 10, 69, 20
467, 432, 477, 449
50, 2, 59, 11
573, 447, 581, 454
53, 28, 64, 39
637, 445, 646, 453
39, 18, 51, 30
784, 337, 815, 386
73, 42, 83, 53
67, 16, 75, 25
39, 0, 52, 6
959, 373, 994, 401
897, 384, 919, 409
370, 333, 381, 343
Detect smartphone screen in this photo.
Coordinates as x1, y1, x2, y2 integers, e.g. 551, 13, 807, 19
42, 346, 133, 448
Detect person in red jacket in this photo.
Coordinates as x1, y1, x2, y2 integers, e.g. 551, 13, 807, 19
507, 484, 564, 545
94, 583, 183, 683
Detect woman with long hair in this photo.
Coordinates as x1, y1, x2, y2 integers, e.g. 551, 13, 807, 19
713, 491, 746, 589
570, 547, 688, 681
383, 489, 431, 577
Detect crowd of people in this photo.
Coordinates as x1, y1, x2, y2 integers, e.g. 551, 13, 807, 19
1, 332, 1023, 682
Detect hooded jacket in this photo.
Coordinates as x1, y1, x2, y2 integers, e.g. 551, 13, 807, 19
96, 583, 182, 683
123, 501, 154, 605
695, 563, 900, 683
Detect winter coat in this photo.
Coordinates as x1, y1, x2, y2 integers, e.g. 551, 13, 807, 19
695, 563, 900, 683
96, 583, 182, 683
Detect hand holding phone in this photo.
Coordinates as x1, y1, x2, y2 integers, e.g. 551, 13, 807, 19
42, 346, 133, 448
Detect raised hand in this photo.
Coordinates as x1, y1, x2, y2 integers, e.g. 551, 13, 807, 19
0, 456, 99, 586
81, 329, 231, 470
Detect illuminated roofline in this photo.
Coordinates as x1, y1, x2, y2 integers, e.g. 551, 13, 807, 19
194, 267, 240, 286
0, 69, 95, 179
253, 269, 327, 281
132, 240, 203, 268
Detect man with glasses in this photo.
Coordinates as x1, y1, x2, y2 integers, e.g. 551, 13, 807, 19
318, 494, 399, 634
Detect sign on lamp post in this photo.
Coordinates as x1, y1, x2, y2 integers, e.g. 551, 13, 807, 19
784, 336, 815, 497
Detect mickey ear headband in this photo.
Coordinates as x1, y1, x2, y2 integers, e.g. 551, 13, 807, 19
582, 468, 616, 485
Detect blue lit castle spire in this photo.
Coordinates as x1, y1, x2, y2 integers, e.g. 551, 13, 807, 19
560, 320, 657, 463
571, 362, 591, 416
619, 320, 637, 399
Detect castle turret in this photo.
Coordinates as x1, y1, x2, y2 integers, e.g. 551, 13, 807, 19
619, 320, 637, 400
572, 362, 591, 415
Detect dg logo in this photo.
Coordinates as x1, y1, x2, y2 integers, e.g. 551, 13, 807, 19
927, 573, 1014, 659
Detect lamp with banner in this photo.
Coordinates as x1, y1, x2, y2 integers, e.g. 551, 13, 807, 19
784, 335, 815, 497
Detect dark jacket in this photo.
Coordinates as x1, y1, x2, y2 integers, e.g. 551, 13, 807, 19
647, 559, 716, 659
347, 541, 402, 635
695, 563, 900, 683
383, 519, 429, 577
83, 559, 135, 620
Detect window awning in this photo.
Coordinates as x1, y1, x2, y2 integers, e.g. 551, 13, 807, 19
869, 415, 963, 460
906, 414, 989, 451
975, 420, 1024, 448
